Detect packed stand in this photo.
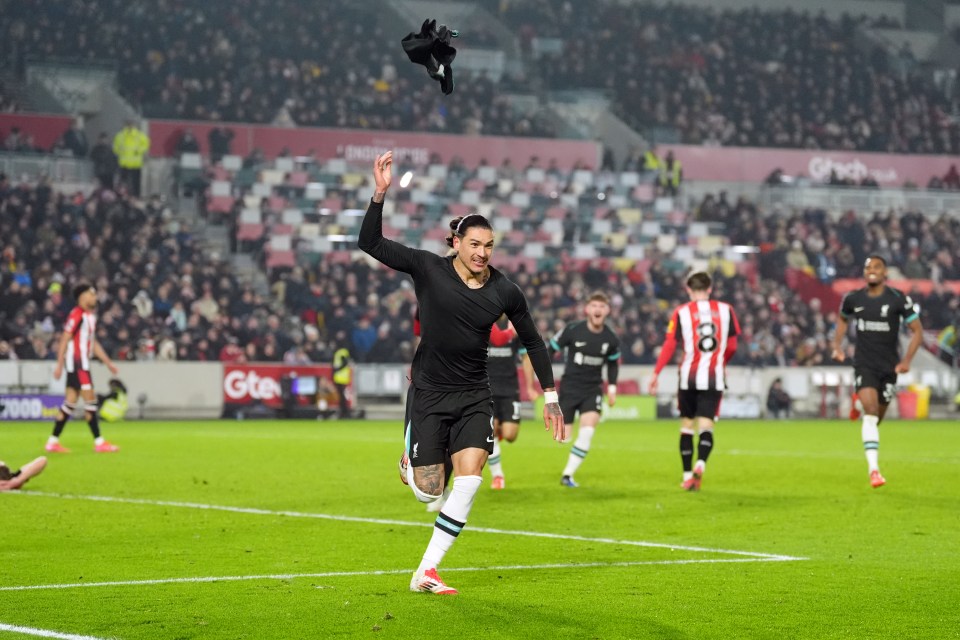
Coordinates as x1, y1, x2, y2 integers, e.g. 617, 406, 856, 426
0, 0, 553, 137
498, 0, 959, 154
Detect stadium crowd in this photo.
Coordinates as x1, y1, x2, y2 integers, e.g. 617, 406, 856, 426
3, 0, 959, 152
0, 0, 553, 138
2, 177, 958, 370
492, 0, 959, 154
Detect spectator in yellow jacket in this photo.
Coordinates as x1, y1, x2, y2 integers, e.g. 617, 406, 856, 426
113, 120, 150, 197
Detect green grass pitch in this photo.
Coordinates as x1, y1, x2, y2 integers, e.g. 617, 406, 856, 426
1, 418, 958, 639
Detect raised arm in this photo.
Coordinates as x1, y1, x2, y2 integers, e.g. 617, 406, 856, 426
357, 151, 424, 274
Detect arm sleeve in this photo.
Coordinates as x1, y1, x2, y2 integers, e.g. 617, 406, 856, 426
548, 325, 567, 356
357, 199, 424, 274
724, 335, 738, 365
653, 310, 679, 375
839, 292, 854, 318
901, 293, 919, 324
606, 333, 621, 385
505, 285, 555, 389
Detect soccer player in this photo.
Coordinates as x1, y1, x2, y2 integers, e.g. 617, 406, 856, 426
358, 151, 564, 595
486, 316, 539, 489
551, 292, 621, 488
0, 456, 47, 491
648, 272, 739, 491
46, 284, 121, 454
831, 255, 923, 488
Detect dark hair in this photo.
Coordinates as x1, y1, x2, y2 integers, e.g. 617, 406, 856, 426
865, 254, 887, 267
686, 271, 712, 291
587, 291, 610, 305
445, 213, 492, 248
73, 283, 93, 301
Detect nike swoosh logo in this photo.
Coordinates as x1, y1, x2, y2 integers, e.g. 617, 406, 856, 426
854, 307, 864, 312
575, 341, 587, 347
486, 436, 495, 443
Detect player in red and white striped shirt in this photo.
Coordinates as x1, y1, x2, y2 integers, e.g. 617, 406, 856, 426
46, 284, 121, 454
648, 272, 740, 491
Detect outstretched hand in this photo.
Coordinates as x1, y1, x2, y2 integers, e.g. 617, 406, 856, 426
543, 401, 566, 442
373, 151, 393, 195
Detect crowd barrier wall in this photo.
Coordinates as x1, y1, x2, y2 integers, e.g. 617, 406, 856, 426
2, 362, 955, 421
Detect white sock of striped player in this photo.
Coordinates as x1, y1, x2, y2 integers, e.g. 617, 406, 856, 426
417, 475, 482, 573
488, 439, 504, 478
861, 415, 880, 473
562, 426, 595, 478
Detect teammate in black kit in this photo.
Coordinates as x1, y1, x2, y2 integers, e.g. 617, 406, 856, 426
359, 151, 565, 595
486, 317, 538, 489
831, 255, 923, 488
550, 292, 621, 488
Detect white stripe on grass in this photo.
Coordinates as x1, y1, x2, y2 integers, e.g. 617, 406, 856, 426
13, 491, 805, 561
0, 557, 796, 593
0, 622, 111, 640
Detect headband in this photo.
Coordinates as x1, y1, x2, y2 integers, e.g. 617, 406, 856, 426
455, 213, 481, 235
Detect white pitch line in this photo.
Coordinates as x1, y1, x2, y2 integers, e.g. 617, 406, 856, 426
0, 557, 794, 593
14, 490, 806, 561
0, 622, 111, 640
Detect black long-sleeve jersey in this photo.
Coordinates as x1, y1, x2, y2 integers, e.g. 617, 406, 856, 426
359, 199, 554, 392
549, 320, 620, 393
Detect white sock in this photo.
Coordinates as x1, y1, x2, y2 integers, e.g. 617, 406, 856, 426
488, 439, 504, 478
862, 415, 880, 472
47, 436, 59, 445
95, 437, 105, 446
562, 426, 595, 477
694, 460, 706, 475
417, 475, 482, 573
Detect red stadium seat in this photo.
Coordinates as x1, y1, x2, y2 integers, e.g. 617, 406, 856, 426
207, 195, 234, 213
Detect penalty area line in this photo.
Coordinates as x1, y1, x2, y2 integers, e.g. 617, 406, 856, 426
13, 491, 806, 562
0, 557, 799, 593
0, 622, 111, 640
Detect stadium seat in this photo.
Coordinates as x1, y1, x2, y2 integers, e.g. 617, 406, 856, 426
179, 153, 203, 169
222, 155, 243, 170
207, 195, 234, 213
236, 223, 265, 241
265, 249, 296, 269
210, 180, 232, 197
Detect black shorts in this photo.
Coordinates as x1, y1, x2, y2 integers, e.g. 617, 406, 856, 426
66, 369, 93, 391
492, 395, 521, 424
854, 368, 897, 404
404, 386, 494, 467
559, 386, 603, 424
677, 389, 723, 420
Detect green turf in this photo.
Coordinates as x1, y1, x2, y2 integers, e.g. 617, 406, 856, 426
1, 418, 959, 639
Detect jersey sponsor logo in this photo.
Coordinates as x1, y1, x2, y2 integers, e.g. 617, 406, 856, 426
573, 354, 605, 366
857, 319, 892, 332
488, 346, 514, 357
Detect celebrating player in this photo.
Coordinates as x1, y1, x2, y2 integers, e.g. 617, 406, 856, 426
46, 283, 121, 454
486, 316, 539, 489
358, 151, 564, 595
831, 255, 923, 488
648, 272, 739, 491
551, 292, 621, 488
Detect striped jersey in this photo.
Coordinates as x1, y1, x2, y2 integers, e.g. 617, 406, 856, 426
665, 299, 740, 391
63, 306, 97, 372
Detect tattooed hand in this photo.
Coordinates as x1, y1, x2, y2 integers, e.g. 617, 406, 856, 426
543, 400, 565, 442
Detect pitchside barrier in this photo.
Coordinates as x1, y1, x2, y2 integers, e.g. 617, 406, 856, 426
1, 361, 956, 421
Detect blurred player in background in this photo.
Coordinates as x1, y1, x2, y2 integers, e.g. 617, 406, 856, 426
831, 256, 923, 488
550, 292, 621, 488
648, 272, 739, 491
46, 284, 121, 454
359, 151, 564, 595
486, 316, 539, 489
0, 456, 46, 491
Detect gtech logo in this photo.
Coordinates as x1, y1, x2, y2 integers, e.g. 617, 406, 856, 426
223, 370, 281, 401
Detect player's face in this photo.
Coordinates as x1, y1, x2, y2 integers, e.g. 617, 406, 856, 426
455, 228, 495, 275
863, 258, 887, 285
79, 288, 97, 311
585, 300, 610, 327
